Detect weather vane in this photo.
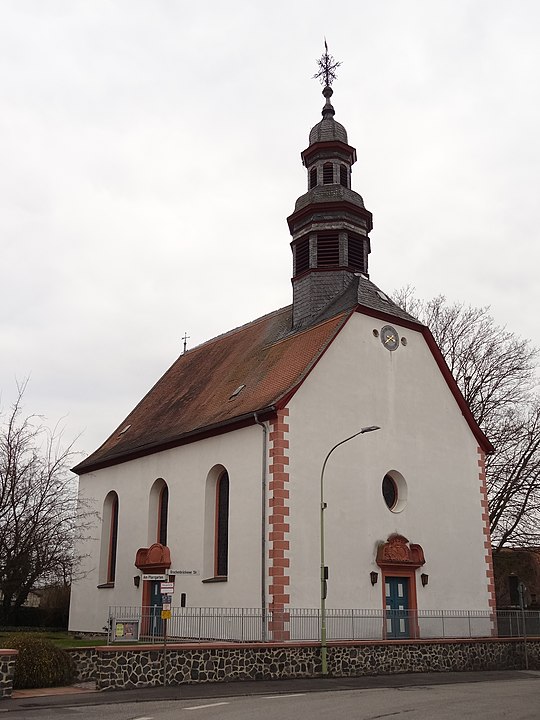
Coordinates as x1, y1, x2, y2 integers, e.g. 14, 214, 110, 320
313, 40, 341, 87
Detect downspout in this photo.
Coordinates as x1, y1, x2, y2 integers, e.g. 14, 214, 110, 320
254, 412, 267, 641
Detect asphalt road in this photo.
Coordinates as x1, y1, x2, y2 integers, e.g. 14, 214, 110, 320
3, 671, 540, 720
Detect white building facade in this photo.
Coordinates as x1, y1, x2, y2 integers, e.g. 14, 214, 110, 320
70, 62, 495, 641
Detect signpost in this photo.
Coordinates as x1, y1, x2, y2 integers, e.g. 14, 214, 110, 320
159, 581, 174, 686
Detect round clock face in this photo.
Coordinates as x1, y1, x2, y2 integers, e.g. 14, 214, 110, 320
380, 325, 399, 351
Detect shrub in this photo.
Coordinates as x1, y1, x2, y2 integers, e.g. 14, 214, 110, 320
0, 606, 68, 629
4, 633, 74, 689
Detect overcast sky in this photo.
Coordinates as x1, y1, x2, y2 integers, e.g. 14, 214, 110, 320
1, 0, 539, 461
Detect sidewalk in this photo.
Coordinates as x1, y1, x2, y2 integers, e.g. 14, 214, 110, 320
6, 670, 540, 712
12, 681, 96, 699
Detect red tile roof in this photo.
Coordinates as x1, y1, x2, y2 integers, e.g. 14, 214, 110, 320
74, 306, 350, 474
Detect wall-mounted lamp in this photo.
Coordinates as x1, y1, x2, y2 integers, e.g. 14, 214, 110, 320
133, 575, 141, 588
370, 571, 379, 586
421, 573, 429, 587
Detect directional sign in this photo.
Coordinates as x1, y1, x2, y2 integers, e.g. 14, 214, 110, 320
142, 574, 168, 581
160, 582, 174, 594
169, 569, 199, 576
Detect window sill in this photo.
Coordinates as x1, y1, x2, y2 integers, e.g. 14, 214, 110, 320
202, 576, 228, 584
97, 582, 115, 589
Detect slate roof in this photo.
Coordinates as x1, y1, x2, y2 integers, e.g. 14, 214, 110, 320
293, 184, 366, 212
316, 274, 421, 327
309, 116, 348, 144
73, 275, 492, 475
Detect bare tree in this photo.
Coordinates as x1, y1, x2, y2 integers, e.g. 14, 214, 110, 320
486, 399, 540, 548
393, 287, 540, 551
0, 382, 95, 621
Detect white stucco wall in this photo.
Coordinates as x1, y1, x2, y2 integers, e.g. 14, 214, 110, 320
70, 309, 491, 633
69, 424, 265, 633
286, 311, 490, 613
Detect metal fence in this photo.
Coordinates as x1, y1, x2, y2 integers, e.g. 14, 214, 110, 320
106, 606, 540, 644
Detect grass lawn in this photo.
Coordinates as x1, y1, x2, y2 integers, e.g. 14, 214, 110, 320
0, 631, 108, 648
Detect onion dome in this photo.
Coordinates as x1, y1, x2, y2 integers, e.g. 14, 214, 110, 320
309, 86, 348, 144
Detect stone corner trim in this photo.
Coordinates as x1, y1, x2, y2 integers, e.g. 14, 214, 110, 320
268, 408, 291, 641
477, 446, 496, 632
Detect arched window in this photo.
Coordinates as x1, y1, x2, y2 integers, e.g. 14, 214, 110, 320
339, 164, 348, 187
148, 479, 169, 546
99, 491, 119, 585
158, 485, 169, 545
215, 472, 229, 577
309, 167, 317, 189
108, 494, 119, 582
203, 465, 230, 580
322, 162, 333, 184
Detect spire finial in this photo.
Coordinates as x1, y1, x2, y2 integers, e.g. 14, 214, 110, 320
313, 39, 342, 88
182, 332, 190, 354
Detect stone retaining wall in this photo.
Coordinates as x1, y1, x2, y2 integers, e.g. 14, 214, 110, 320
0, 650, 18, 699
82, 638, 539, 691
67, 648, 99, 682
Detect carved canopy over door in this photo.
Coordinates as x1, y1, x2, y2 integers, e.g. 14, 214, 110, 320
134, 543, 171, 573
376, 534, 425, 569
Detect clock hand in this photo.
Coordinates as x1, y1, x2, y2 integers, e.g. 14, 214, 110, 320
385, 335, 395, 344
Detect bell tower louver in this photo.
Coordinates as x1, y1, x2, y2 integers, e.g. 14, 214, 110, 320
288, 46, 373, 328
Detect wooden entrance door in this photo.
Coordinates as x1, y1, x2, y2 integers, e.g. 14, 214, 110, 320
149, 580, 164, 638
385, 576, 410, 639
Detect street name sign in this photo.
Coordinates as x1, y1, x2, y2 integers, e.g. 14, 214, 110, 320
141, 573, 168, 581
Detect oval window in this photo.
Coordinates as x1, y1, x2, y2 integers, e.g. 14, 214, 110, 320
382, 471, 407, 513
382, 474, 397, 509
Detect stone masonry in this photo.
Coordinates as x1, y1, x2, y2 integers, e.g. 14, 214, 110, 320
67, 648, 99, 682
62, 639, 540, 691
0, 650, 17, 699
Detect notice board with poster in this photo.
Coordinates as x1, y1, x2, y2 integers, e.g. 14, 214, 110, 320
112, 619, 140, 642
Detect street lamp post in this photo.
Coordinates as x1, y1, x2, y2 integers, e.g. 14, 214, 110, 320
319, 425, 380, 676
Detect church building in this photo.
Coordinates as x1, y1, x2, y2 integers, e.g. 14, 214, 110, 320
69, 50, 495, 641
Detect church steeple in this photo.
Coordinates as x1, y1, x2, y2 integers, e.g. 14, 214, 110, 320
288, 45, 373, 328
